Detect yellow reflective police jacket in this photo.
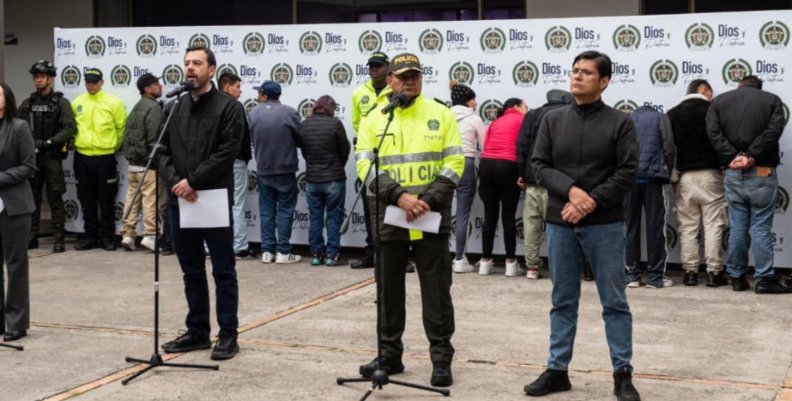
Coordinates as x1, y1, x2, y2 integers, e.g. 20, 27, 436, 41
72, 90, 126, 156
351, 79, 392, 134
356, 93, 464, 241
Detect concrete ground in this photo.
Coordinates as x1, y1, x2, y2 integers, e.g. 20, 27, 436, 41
3, 236, 792, 401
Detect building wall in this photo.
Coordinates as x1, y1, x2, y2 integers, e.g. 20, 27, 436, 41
525, 0, 639, 18
4, 0, 93, 96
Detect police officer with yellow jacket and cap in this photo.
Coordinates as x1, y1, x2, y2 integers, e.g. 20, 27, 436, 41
18, 60, 76, 252
355, 53, 464, 387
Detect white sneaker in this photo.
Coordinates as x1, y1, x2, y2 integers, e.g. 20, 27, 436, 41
478, 259, 494, 275
646, 276, 674, 289
452, 257, 475, 273
261, 251, 274, 264
121, 236, 136, 251
526, 267, 540, 279
276, 253, 302, 264
505, 259, 526, 277
627, 280, 641, 288
140, 236, 156, 252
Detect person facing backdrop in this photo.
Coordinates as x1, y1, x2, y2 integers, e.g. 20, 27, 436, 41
299, 95, 351, 266
477, 97, 528, 277
0, 82, 37, 342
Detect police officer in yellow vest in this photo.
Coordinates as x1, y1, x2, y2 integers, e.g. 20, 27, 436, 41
71, 68, 126, 251
349, 52, 392, 268
355, 53, 464, 387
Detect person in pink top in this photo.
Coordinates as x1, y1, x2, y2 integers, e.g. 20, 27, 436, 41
478, 98, 528, 277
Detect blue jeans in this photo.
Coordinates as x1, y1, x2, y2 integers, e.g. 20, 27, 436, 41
454, 157, 477, 259
306, 180, 346, 257
231, 159, 249, 253
724, 168, 778, 279
257, 173, 298, 254
546, 222, 633, 371
169, 205, 238, 338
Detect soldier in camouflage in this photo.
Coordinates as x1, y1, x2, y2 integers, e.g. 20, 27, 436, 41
18, 60, 76, 253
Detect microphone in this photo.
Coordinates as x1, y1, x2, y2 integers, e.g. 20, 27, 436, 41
380, 93, 408, 114
166, 81, 195, 98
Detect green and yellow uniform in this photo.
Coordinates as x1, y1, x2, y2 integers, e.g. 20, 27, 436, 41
351, 79, 392, 134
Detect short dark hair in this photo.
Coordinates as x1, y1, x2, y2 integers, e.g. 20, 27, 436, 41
497, 97, 524, 118
218, 72, 241, 91
740, 75, 763, 90
185, 46, 217, 67
686, 79, 712, 95
572, 50, 612, 80
0, 82, 19, 119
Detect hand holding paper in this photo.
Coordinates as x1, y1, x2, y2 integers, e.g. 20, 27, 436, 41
178, 189, 230, 228
384, 205, 441, 233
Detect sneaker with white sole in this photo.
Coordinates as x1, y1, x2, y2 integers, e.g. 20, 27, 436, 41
505, 259, 526, 277
526, 267, 541, 279
121, 236, 136, 251
478, 259, 494, 275
452, 257, 475, 273
140, 236, 156, 252
276, 252, 302, 264
627, 280, 641, 288
261, 251, 275, 264
646, 276, 674, 289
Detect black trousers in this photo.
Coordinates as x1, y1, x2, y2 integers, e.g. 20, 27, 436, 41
0, 212, 31, 332
624, 180, 668, 287
359, 179, 375, 260
30, 155, 67, 240
478, 158, 521, 258
74, 152, 118, 242
378, 234, 455, 364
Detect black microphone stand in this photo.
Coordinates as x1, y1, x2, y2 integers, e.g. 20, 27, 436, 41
336, 108, 450, 399
0, 342, 23, 351
121, 92, 219, 385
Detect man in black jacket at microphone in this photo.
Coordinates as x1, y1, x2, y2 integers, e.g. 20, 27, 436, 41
158, 46, 245, 360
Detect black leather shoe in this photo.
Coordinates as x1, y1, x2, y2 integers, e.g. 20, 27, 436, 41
3, 330, 27, 342
706, 271, 728, 287
524, 369, 571, 396
351, 258, 375, 269
406, 260, 416, 273
101, 239, 117, 251
431, 362, 453, 387
53, 239, 66, 253
161, 331, 212, 353
613, 367, 641, 401
683, 271, 698, 286
731, 274, 750, 291
75, 238, 99, 250
211, 335, 240, 360
28, 239, 39, 250
583, 264, 594, 281
755, 277, 792, 294
359, 356, 404, 378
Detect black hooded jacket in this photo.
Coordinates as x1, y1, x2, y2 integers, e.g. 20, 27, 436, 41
517, 89, 574, 185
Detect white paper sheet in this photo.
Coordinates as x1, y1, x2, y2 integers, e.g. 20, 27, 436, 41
383, 205, 441, 234
178, 189, 230, 228
0, 196, 4, 215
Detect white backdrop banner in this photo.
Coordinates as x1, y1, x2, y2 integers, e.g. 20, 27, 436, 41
53, 10, 792, 266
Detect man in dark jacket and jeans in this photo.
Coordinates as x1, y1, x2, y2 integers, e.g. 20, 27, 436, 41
706, 75, 790, 294
516, 89, 573, 279
158, 46, 245, 360
623, 105, 674, 289
527, 51, 640, 401
120, 73, 163, 252
249, 81, 302, 264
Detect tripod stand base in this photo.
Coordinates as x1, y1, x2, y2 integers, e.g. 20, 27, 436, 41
123, 353, 219, 385
337, 369, 450, 400
0, 342, 24, 351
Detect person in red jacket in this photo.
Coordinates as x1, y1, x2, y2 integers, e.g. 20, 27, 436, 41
477, 98, 528, 277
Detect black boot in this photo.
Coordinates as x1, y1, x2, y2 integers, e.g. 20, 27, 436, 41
28, 238, 39, 250
524, 369, 571, 396
755, 276, 792, 294
683, 271, 698, 286
706, 271, 728, 287
613, 367, 641, 401
731, 274, 750, 291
